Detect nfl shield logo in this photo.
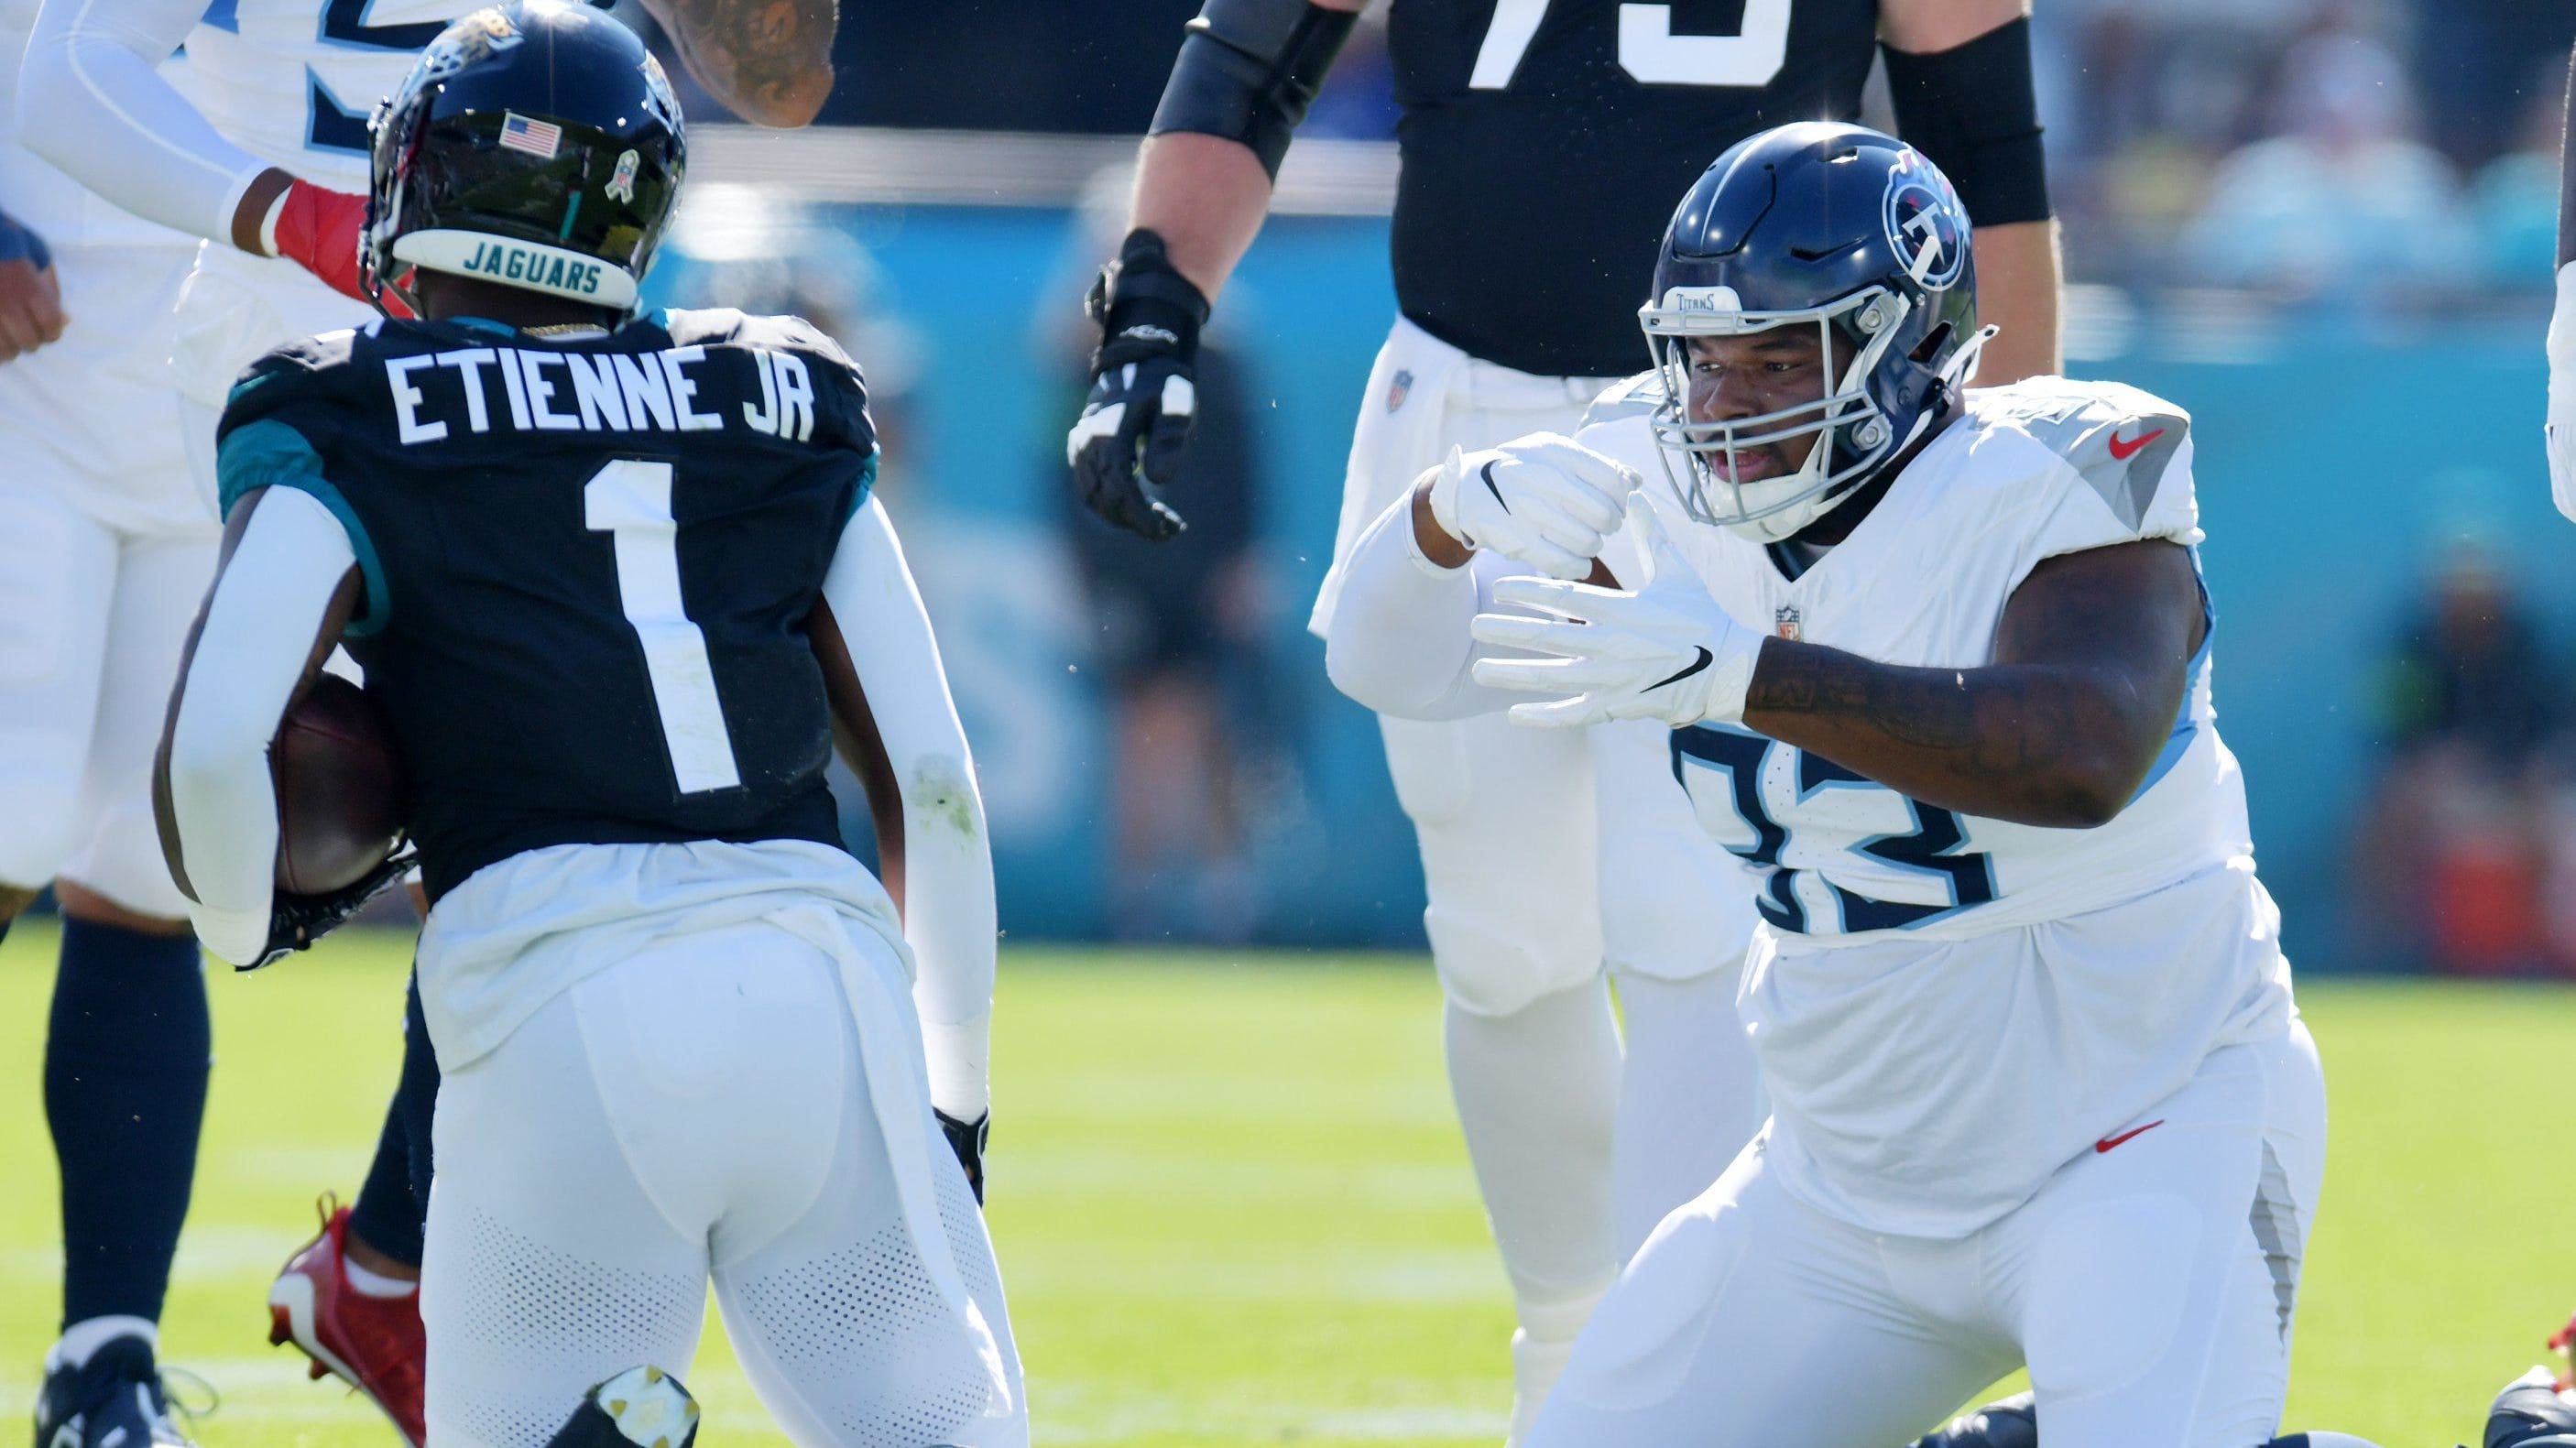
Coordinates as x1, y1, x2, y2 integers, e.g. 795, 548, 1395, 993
1774, 604, 1801, 640
1386, 369, 1414, 412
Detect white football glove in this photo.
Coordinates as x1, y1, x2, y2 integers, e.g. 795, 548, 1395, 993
1425, 432, 1638, 581
1469, 501, 1766, 729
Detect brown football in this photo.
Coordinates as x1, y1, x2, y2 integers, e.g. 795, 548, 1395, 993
272, 674, 408, 895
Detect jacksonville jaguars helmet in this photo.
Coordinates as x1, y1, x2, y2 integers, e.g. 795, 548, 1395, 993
363, 0, 685, 318
1641, 122, 1986, 542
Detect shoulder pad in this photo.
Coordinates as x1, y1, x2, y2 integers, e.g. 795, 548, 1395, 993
1971, 378, 2190, 532
220, 330, 363, 434
1579, 371, 1665, 430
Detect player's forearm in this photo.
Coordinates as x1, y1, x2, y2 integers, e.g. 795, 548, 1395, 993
637, 0, 835, 127
1742, 643, 2166, 829
158, 493, 358, 964
1128, 132, 1279, 303
1323, 478, 1519, 722
18, 0, 271, 245
822, 497, 996, 1117
1970, 219, 2060, 384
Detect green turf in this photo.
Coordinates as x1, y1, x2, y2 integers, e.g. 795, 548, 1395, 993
1, 921, 2570, 1446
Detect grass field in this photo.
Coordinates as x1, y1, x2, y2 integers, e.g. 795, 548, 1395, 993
2, 921, 2571, 1447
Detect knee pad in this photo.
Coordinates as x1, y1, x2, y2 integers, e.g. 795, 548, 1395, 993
2021, 1193, 2199, 1401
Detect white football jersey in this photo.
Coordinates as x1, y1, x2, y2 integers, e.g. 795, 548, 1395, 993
1576, 376, 2297, 1236
176, 0, 464, 193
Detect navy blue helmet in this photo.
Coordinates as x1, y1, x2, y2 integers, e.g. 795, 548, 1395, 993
363, 1, 685, 318
1640, 122, 1985, 541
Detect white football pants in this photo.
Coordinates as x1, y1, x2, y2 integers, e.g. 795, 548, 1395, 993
0, 242, 214, 915
1528, 1022, 2327, 1448
422, 920, 1025, 1448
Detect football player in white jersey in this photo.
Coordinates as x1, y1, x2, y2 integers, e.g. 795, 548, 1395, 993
1326, 123, 2327, 1448
1070, 6, 2062, 1432
1, 5, 238, 1444
10, 2, 835, 1441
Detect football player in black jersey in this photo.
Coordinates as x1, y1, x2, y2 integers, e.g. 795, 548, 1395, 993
150, 9, 1023, 1445
1066, 3, 2060, 1437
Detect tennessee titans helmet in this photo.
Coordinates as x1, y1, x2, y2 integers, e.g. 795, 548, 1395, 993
1640, 122, 1986, 542
363, 1, 685, 318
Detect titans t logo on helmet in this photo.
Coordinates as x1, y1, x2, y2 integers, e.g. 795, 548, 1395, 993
1883, 156, 1969, 292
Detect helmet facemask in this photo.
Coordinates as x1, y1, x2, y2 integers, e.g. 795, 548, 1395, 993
1640, 285, 1926, 544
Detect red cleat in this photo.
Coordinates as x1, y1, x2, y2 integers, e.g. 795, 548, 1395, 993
267, 1196, 427, 1447
2550, 1311, 2576, 1391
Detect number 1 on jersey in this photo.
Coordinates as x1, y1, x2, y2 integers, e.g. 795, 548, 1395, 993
584, 460, 743, 795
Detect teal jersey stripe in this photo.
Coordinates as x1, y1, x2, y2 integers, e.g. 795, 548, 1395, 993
215, 419, 392, 638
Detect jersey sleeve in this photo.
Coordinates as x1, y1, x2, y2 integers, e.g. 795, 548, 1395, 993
2002, 381, 2202, 571
16, 0, 270, 245
213, 336, 392, 637
2547, 261, 2576, 524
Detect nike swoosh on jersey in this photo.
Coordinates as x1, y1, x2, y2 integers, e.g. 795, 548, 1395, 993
2106, 427, 2166, 461
1648, 647, 1714, 691
2094, 1119, 2165, 1153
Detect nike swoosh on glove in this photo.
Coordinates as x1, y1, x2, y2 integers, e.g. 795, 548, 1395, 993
1426, 431, 1639, 581
1468, 501, 1764, 728
268, 180, 410, 316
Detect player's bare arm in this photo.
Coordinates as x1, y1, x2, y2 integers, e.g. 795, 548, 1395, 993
1743, 539, 2205, 829
0, 203, 67, 363
1880, 0, 2058, 384
1068, 0, 1361, 538
637, 0, 836, 128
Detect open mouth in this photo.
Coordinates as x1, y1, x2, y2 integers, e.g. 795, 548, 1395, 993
1707, 447, 1785, 485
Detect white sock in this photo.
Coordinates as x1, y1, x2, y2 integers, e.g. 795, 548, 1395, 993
1610, 966, 1765, 1261
343, 1256, 419, 1299
54, 1315, 156, 1369
1443, 980, 1621, 1345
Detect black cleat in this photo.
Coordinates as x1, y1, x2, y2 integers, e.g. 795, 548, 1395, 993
1910, 1394, 2036, 1448
31, 1337, 198, 1448
2484, 1367, 2576, 1448
543, 1366, 700, 1448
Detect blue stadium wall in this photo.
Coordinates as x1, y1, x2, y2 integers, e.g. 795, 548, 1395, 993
649, 205, 2569, 966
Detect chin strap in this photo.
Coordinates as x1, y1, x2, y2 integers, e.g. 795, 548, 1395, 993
1938, 323, 2001, 395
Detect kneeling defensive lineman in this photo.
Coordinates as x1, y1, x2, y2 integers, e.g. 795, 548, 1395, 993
152, 9, 1023, 1447
1327, 123, 2328, 1448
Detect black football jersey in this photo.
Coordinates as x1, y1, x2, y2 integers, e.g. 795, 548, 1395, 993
1388, 0, 1879, 377
213, 308, 878, 902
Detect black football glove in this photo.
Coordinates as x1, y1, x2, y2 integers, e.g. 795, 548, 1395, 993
1066, 229, 1209, 540
936, 1108, 989, 1204
248, 844, 417, 971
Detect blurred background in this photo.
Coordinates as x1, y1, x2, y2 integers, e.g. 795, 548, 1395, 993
618, 0, 2576, 972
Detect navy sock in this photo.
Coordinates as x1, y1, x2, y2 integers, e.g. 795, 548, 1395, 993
345, 971, 439, 1268
46, 918, 210, 1328
398, 971, 440, 1229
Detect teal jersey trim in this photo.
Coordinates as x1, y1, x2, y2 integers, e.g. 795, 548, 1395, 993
846, 451, 879, 526
216, 419, 392, 639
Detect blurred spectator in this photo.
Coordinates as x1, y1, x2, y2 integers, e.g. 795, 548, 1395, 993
2466, 72, 2568, 289
1034, 173, 1283, 942
2180, 31, 2472, 300
2353, 539, 2567, 975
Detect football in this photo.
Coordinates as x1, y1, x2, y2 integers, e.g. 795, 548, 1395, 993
271, 673, 408, 896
